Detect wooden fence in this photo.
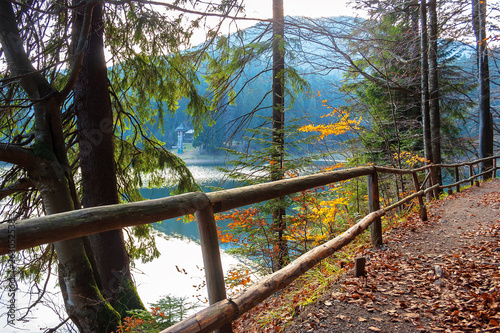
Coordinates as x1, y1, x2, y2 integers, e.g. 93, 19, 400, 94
0, 155, 498, 333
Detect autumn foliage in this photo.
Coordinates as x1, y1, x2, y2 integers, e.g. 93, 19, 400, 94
298, 108, 361, 140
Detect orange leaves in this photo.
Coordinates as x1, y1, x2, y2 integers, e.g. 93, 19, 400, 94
227, 268, 252, 289
150, 306, 167, 319
217, 226, 239, 243
215, 208, 266, 244
321, 163, 345, 172
113, 307, 161, 333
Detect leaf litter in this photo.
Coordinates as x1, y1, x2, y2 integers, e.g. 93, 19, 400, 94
233, 179, 500, 332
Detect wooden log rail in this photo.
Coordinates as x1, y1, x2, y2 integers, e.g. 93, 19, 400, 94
164, 210, 386, 333
0, 166, 375, 254
0, 155, 498, 333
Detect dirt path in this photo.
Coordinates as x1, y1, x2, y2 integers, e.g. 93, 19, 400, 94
283, 179, 500, 333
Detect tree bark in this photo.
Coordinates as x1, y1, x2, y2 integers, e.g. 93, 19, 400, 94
271, 0, 288, 271
428, 0, 441, 183
472, 0, 493, 178
0, 1, 121, 331
72, 2, 145, 318
31, 164, 121, 333
420, 0, 432, 163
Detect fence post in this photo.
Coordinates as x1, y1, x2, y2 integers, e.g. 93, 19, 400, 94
469, 164, 474, 187
411, 172, 427, 221
367, 171, 382, 246
196, 205, 233, 333
429, 165, 439, 199
494, 158, 498, 179
454, 166, 460, 192
424, 169, 432, 201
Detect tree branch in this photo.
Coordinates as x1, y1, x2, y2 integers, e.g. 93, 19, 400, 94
43, 317, 71, 333
0, 143, 37, 170
0, 0, 54, 99
107, 0, 268, 22
0, 178, 34, 201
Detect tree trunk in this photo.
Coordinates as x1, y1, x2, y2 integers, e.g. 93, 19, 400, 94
472, 0, 494, 178
271, 0, 288, 271
0, 1, 121, 331
420, 0, 432, 163
428, 0, 442, 184
72, 3, 145, 317
31, 164, 121, 333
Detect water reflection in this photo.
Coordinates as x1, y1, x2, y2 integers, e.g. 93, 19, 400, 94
140, 164, 233, 243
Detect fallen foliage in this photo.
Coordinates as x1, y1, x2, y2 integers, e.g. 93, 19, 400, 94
233, 179, 500, 333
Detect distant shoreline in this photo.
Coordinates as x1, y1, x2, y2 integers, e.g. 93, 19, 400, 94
183, 158, 226, 166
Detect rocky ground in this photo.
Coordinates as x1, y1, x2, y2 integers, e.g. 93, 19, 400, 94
235, 179, 500, 333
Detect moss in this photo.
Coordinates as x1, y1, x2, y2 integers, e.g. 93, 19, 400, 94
60, 253, 122, 333
31, 140, 57, 161
95, 295, 122, 331
112, 277, 147, 319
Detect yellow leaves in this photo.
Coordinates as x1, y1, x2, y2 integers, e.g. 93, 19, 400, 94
300, 92, 361, 140
299, 117, 361, 139
299, 109, 361, 140
311, 197, 348, 218
321, 163, 346, 172
392, 151, 428, 168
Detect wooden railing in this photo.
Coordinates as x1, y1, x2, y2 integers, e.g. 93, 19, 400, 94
0, 155, 498, 333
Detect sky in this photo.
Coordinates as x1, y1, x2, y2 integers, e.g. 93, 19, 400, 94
244, 0, 357, 19
190, 0, 360, 45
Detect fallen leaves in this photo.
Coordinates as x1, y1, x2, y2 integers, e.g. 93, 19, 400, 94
325, 186, 500, 333
233, 181, 500, 333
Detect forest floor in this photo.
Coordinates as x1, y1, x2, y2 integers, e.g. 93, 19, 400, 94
233, 178, 500, 333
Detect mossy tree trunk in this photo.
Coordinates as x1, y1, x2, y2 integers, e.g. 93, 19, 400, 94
72, 2, 145, 318
0, 1, 121, 331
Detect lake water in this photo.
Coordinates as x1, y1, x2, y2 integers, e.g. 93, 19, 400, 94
140, 164, 232, 241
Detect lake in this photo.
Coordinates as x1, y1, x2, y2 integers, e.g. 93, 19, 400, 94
140, 164, 233, 241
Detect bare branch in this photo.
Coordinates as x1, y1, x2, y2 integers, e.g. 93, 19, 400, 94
107, 0, 269, 22
0, 143, 37, 170
43, 317, 71, 333
0, 177, 34, 201
0, 0, 54, 99
11, 0, 88, 14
